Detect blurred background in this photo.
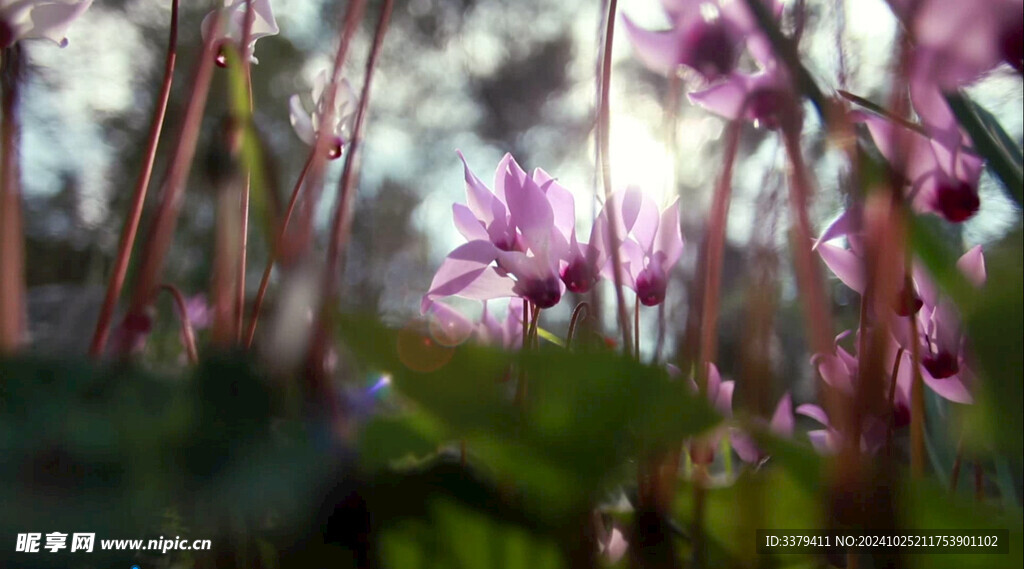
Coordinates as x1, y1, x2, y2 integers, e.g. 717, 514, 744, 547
21, 0, 1022, 390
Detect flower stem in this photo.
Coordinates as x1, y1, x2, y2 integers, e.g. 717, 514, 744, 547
597, 0, 633, 357
244, 152, 315, 348
0, 45, 24, 353
159, 283, 199, 364
90, 1, 179, 357
566, 301, 589, 349
950, 435, 964, 491
115, 9, 221, 354
697, 120, 741, 390
885, 347, 904, 452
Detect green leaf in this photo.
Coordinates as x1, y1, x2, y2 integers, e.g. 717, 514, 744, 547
946, 92, 1024, 207
337, 316, 720, 518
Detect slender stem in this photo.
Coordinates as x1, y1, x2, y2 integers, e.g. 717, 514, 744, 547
697, 121, 741, 390
235, 1, 256, 343
286, 0, 367, 263
159, 283, 199, 365
974, 462, 984, 501
634, 293, 640, 359
515, 303, 539, 407
324, 0, 394, 293
597, 0, 633, 356
0, 46, 24, 353
885, 347, 904, 451
90, 1, 179, 357
117, 10, 221, 354
781, 126, 834, 358
908, 294, 925, 476
566, 301, 589, 348
950, 436, 964, 491
244, 152, 315, 347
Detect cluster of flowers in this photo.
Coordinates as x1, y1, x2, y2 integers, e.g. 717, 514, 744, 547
420, 152, 684, 342
624, 0, 1021, 222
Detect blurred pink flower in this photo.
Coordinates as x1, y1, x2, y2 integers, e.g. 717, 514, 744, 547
0, 0, 93, 48
289, 70, 357, 160
201, 0, 279, 66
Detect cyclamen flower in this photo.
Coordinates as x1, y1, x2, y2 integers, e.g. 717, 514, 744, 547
0, 0, 93, 48
815, 220, 983, 404
422, 153, 573, 311
602, 186, 684, 306
621, 0, 782, 82
289, 71, 357, 160
890, 0, 1023, 86
858, 77, 984, 223
201, 0, 279, 66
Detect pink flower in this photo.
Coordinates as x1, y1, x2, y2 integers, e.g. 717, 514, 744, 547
621, 0, 782, 81
600, 186, 684, 306
201, 0, 279, 66
858, 76, 984, 223
0, 0, 93, 48
890, 0, 1023, 87
422, 153, 575, 310
289, 70, 357, 160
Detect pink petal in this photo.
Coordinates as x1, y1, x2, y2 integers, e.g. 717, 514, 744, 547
452, 203, 489, 242
956, 245, 986, 287
716, 380, 735, 417
288, 95, 316, 146
688, 73, 751, 120
770, 393, 794, 436
457, 151, 504, 228
425, 301, 475, 346
23, 1, 94, 46
620, 14, 681, 76
422, 241, 507, 310
534, 168, 577, 245
730, 430, 763, 463
817, 242, 866, 294
504, 170, 553, 256
921, 369, 974, 404
795, 404, 830, 428
654, 199, 684, 270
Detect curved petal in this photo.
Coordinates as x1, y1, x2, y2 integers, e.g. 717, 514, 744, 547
956, 245, 986, 287
452, 203, 489, 242
921, 370, 974, 404
534, 168, 576, 244
817, 241, 865, 294
425, 301, 475, 346
688, 73, 752, 120
620, 14, 681, 76
288, 95, 316, 146
795, 404, 831, 428
730, 430, 763, 463
769, 392, 794, 436
22, 0, 94, 46
505, 170, 554, 256
422, 240, 505, 310
654, 199, 684, 270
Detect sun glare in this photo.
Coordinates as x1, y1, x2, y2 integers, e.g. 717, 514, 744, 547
608, 114, 675, 205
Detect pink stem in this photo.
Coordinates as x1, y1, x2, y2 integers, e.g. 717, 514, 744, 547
115, 10, 221, 354
159, 283, 199, 365
0, 46, 24, 353
89, 1, 179, 357
597, 0, 634, 357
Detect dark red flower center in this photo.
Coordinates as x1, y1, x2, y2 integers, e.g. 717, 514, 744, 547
520, 275, 561, 309
1001, 15, 1023, 73
215, 44, 230, 68
892, 284, 923, 317
0, 18, 15, 50
893, 401, 911, 429
923, 351, 959, 379
933, 179, 979, 223
747, 88, 791, 130
560, 258, 598, 294
326, 136, 344, 160
635, 268, 667, 306
683, 20, 739, 80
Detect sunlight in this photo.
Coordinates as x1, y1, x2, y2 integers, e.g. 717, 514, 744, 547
608, 114, 675, 206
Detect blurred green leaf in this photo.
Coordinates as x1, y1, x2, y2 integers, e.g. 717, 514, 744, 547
964, 230, 1024, 456
339, 316, 720, 518
946, 93, 1024, 207
380, 497, 564, 569
904, 477, 1024, 569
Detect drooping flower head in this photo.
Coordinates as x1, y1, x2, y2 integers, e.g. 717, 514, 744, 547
890, 0, 1023, 87
201, 0, 279, 67
600, 186, 684, 306
621, 0, 783, 82
0, 0, 93, 49
289, 70, 357, 160
857, 75, 985, 223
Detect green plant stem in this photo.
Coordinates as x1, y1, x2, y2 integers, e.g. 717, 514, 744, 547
566, 301, 589, 349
